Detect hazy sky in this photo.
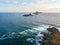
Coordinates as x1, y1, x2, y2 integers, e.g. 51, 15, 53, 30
0, 0, 60, 12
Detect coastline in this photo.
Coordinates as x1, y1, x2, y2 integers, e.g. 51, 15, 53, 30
40, 27, 60, 45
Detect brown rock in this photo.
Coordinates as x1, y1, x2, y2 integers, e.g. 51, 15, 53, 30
41, 27, 60, 45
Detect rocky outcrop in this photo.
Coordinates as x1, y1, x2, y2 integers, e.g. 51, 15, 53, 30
23, 13, 32, 16
47, 27, 59, 33
41, 27, 60, 45
23, 12, 42, 17
33, 11, 42, 15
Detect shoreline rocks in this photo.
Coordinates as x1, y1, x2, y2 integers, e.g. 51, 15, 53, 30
40, 27, 60, 45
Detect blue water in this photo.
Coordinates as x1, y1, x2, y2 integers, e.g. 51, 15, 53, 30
0, 12, 50, 45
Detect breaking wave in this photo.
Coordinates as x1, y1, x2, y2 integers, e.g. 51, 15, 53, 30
0, 25, 50, 45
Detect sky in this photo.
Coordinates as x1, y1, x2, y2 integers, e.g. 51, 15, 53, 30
0, 0, 60, 12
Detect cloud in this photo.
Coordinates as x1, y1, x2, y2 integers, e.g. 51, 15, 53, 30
0, 0, 20, 7
20, 0, 60, 12
0, 0, 60, 12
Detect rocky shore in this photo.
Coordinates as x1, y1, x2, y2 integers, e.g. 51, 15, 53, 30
40, 27, 60, 45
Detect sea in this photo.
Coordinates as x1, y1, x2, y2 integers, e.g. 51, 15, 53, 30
0, 12, 60, 45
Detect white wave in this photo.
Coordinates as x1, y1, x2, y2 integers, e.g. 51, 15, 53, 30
0, 24, 50, 41
37, 32, 44, 37
0, 32, 16, 40
19, 25, 49, 35
26, 38, 34, 42
36, 40, 41, 45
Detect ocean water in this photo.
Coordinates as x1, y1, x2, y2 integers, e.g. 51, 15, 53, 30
0, 12, 59, 45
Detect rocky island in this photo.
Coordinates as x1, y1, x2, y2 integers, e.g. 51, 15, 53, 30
23, 11, 42, 17
33, 11, 42, 15
23, 13, 33, 16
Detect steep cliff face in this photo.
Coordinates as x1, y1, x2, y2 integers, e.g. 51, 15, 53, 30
41, 27, 60, 45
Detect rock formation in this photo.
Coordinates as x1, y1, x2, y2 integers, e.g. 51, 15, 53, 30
41, 27, 60, 45
23, 13, 32, 16
33, 11, 42, 15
